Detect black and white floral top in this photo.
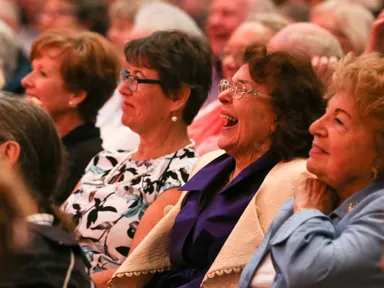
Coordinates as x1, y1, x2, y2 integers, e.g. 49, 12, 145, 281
63, 146, 197, 273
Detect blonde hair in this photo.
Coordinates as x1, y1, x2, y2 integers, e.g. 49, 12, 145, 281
109, 0, 150, 22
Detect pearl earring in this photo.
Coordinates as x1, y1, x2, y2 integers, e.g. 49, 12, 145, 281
69, 101, 73, 107
171, 115, 178, 122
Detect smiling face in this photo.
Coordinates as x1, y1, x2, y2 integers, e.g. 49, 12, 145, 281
307, 92, 377, 192
217, 64, 277, 159
206, 0, 250, 58
118, 64, 174, 134
39, 0, 81, 32
21, 48, 75, 121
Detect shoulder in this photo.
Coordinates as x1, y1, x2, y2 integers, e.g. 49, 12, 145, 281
189, 149, 226, 177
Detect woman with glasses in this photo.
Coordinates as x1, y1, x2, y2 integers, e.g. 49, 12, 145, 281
21, 30, 120, 205
109, 44, 325, 288
62, 30, 212, 284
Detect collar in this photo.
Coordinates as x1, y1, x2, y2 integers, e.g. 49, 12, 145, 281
330, 179, 384, 219
61, 123, 100, 146
181, 151, 280, 194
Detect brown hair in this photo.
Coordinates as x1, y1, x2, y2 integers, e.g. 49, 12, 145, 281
30, 30, 121, 123
327, 53, 384, 172
244, 44, 325, 161
0, 96, 73, 231
124, 30, 212, 125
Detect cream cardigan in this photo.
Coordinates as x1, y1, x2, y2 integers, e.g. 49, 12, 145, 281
110, 151, 310, 288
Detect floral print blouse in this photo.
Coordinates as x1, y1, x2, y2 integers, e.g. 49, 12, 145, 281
63, 147, 197, 273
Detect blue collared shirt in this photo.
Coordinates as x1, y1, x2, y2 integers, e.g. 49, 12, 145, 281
241, 180, 384, 288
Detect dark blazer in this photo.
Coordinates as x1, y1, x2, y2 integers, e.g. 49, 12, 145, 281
56, 123, 103, 205
0, 224, 92, 288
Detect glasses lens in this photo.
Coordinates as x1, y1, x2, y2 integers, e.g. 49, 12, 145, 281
128, 75, 138, 92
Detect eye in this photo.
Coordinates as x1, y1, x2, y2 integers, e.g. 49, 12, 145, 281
39, 71, 48, 77
334, 117, 344, 126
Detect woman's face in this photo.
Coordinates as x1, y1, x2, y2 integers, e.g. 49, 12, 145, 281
21, 48, 75, 120
307, 92, 377, 191
118, 64, 175, 134
39, 0, 81, 32
217, 64, 277, 159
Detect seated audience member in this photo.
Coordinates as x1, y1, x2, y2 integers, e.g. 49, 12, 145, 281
39, 0, 109, 36
98, 1, 203, 151
0, 159, 33, 281
109, 44, 325, 288
22, 30, 120, 205
311, 0, 374, 55
189, 14, 288, 155
62, 30, 212, 283
0, 21, 18, 92
268, 22, 344, 86
0, 96, 92, 287
240, 53, 384, 288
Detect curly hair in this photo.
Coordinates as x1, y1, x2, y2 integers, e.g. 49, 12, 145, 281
244, 44, 326, 161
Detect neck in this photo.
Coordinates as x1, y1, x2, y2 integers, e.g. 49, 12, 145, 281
336, 175, 373, 204
231, 143, 271, 179
134, 121, 191, 161
55, 111, 85, 138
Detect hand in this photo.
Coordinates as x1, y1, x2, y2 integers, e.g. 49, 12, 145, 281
294, 177, 339, 214
365, 10, 384, 54
311, 56, 338, 87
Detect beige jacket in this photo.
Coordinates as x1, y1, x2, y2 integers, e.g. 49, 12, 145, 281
110, 151, 310, 288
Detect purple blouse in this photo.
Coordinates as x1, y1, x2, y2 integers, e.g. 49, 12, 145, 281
146, 151, 279, 288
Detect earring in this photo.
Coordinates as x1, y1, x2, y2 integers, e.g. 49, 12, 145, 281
69, 101, 74, 107
372, 167, 378, 180
171, 113, 177, 122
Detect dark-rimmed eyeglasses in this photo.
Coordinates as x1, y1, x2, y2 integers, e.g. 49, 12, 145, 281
218, 79, 270, 100
120, 69, 162, 92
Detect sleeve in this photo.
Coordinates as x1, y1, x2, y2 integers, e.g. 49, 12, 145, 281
158, 150, 198, 194
269, 197, 384, 287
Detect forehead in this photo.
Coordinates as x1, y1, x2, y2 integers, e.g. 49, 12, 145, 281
232, 64, 253, 83
211, 0, 247, 12
228, 22, 268, 48
327, 93, 356, 116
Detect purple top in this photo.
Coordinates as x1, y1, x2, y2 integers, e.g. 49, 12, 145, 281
145, 151, 279, 288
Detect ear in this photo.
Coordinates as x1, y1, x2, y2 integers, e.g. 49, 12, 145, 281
0, 140, 21, 167
69, 90, 87, 108
169, 85, 191, 113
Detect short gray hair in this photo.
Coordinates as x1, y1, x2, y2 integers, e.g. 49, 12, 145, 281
0, 21, 18, 85
248, 12, 290, 32
311, 0, 374, 54
268, 23, 344, 58
131, 2, 203, 38
249, 0, 277, 15
109, 0, 149, 22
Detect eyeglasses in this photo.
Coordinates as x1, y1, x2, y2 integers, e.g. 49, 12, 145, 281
120, 69, 162, 92
218, 79, 270, 100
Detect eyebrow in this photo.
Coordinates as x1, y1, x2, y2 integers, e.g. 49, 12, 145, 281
335, 108, 352, 119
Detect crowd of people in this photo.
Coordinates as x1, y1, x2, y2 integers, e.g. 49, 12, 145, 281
1, 0, 384, 287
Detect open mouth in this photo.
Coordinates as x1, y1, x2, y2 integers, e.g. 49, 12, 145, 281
220, 114, 238, 127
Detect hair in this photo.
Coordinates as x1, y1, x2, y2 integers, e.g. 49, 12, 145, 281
249, 0, 277, 14
30, 30, 121, 123
327, 53, 384, 171
345, 0, 382, 15
268, 23, 344, 59
244, 44, 326, 161
311, 0, 374, 54
66, 0, 109, 35
247, 12, 290, 33
124, 30, 212, 125
278, 2, 310, 22
0, 96, 73, 231
131, 1, 203, 38
0, 20, 18, 84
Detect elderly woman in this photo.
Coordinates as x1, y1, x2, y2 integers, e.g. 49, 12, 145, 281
63, 30, 212, 280
0, 96, 92, 287
311, 0, 374, 55
21, 30, 120, 204
240, 53, 384, 287
109, 45, 325, 287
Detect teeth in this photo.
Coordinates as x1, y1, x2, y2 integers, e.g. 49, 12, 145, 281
220, 114, 237, 122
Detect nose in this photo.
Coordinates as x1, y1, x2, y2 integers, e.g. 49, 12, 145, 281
218, 88, 233, 105
21, 72, 33, 89
309, 114, 327, 137
118, 80, 132, 97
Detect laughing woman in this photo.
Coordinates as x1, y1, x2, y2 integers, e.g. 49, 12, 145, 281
240, 53, 384, 287
110, 45, 325, 287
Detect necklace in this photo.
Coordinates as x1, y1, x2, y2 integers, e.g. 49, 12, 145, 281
103, 140, 195, 186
